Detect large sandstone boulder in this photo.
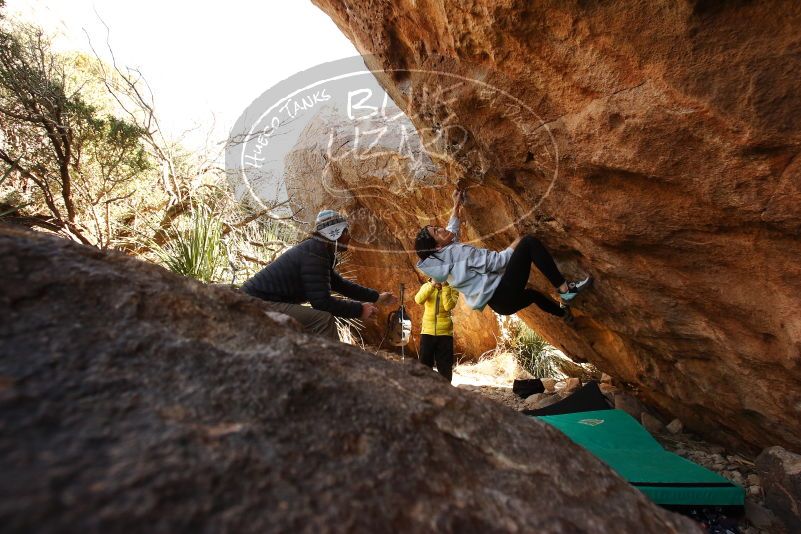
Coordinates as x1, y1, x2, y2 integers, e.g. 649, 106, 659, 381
285, 107, 501, 359
311, 0, 801, 451
0, 226, 697, 532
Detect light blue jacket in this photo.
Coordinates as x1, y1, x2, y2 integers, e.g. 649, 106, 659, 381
416, 216, 514, 311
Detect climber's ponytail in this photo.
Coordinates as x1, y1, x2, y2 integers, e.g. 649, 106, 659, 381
415, 226, 439, 261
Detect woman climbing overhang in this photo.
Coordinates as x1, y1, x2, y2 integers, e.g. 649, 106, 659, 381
414, 189, 592, 324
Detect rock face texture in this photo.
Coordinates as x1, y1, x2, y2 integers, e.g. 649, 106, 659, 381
756, 446, 801, 532
0, 226, 697, 532
311, 0, 801, 452
285, 107, 501, 359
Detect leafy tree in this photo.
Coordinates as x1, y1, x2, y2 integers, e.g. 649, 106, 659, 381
0, 14, 301, 283
0, 22, 157, 247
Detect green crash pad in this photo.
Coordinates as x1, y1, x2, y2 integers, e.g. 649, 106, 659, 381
537, 409, 745, 506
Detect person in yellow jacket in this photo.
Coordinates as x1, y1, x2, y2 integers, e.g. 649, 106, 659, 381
414, 278, 459, 382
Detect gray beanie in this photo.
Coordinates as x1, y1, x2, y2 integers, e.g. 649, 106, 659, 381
314, 209, 348, 241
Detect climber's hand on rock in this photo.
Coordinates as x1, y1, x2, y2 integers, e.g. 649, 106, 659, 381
361, 302, 378, 322
376, 292, 398, 307
451, 190, 465, 219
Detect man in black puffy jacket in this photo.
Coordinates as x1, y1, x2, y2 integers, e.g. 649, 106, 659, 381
242, 210, 397, 340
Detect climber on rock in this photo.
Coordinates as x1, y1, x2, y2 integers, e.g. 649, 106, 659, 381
242, 209, 398, 340
414, 189, 591, 324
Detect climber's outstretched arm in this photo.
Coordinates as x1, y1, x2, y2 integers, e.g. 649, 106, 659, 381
450, 189, 463, 221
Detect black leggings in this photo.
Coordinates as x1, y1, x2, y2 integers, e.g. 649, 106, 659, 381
487, 235, 566, 317
419, 334, 454, 382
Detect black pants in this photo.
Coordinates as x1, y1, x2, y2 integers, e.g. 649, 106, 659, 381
419, 334, 454, 382
487, 235, 566, 317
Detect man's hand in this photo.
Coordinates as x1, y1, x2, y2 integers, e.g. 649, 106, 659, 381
509, 236, 523, 250
361, 302, 378, 322
375, 292, 398, 307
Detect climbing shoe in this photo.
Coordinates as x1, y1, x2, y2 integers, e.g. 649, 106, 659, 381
560, 303, 574, 326
558, 275, 593, 303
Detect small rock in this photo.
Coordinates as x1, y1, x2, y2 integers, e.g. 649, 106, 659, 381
203, 422, 245, 438
666, 418, 683, 434
744, 499, 779, 530
541, 378, 557, 393
728, 471, 745, 486
641, 413, 664, 434
563, 377, 581, 393
614, 392, 647, 420
747, 474, 760, 486
748, 485, 761, 496
756, 445, 801, 532
264, 311, 304, 331
708, 444, 725, 454
523, 393, 546, 410
534, 393, 565, 410
598, 383, 617, 395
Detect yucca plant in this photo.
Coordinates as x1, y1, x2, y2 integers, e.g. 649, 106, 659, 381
511, 323, 559, 378
147, 205, 226, 283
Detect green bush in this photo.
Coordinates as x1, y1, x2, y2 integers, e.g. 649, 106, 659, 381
147, 206, 226, 283
509, 322, 559, 378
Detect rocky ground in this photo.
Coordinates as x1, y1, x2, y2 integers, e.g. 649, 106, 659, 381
455, 381, 782, 534
372, 346, 785, 533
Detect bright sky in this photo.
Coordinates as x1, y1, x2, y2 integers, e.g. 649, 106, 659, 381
5, 0, 361, 149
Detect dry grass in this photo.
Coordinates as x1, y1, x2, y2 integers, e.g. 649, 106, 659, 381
453, 315, 559, 387
452, 350, 529, 387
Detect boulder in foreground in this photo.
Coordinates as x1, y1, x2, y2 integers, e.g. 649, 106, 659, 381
0, 226, 696, 532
